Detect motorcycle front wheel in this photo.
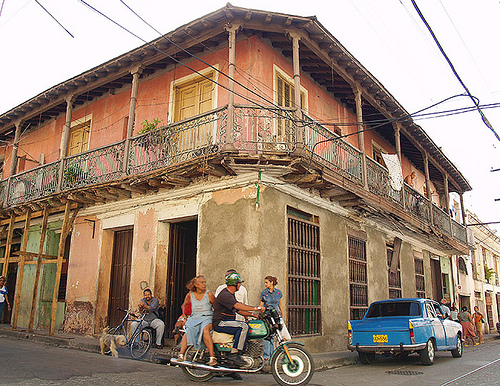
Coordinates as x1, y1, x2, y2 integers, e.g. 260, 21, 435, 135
271, 343, 314, 386
181, 346, 214, 382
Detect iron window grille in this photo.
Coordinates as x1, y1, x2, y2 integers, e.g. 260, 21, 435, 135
414, 254, 425, 298
387, 245, 402, 299
349, 235, 368, 319
287, 207, 321, 336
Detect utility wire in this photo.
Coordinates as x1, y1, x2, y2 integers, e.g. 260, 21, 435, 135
118, 0, 285, 113
34, 0, 73, 38
410, 0, 499, 142
77, 0, 296, 125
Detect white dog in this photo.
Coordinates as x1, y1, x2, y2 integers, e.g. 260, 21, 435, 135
100, 327, 127, 358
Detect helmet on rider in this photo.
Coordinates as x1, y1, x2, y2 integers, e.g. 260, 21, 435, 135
225, 272, 243, 286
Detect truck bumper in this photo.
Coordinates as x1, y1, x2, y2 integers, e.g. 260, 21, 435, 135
348, 342, 426, 353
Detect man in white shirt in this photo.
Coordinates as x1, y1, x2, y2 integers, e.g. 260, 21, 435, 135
215, 269, 248, 323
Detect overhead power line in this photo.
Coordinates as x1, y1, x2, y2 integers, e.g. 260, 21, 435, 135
34, 0, 73, 38
410, 0, 499, 142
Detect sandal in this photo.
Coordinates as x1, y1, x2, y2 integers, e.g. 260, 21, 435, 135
208, 357, 217, 366
177, 353, 184, 362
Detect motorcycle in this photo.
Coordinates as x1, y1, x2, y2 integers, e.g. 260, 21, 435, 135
170, 308, 314, 386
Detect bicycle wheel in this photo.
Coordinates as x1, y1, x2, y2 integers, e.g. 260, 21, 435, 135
130, 328, 152, 359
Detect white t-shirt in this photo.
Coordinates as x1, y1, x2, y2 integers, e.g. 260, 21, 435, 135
0, 285, 7, 303
215, 284, 248, 322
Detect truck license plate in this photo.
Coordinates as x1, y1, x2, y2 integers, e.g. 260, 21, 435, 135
373, 334, 388, 343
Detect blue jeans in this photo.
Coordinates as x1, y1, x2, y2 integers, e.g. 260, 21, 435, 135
215, 320, 249, 351
0, 302, 4, 320
263, 335, 274, 359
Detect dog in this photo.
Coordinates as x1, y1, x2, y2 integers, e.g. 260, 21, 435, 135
100, 327, 127, 358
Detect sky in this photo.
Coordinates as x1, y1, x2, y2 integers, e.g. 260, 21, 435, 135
0, 0, 499, 233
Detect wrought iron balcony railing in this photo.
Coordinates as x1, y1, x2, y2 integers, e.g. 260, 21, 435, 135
0, 104, 466, 245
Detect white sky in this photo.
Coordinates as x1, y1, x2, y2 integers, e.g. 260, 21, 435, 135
0, 0, 499, 233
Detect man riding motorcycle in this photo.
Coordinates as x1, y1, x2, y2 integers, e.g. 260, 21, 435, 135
213, 272, 265, 367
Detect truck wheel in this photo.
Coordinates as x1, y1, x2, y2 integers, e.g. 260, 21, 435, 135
358, 352, 376, 364
419, 339, 435, 365
451, 335, 463, 358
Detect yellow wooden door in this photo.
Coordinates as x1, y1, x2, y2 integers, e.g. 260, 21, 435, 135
174, 76, 214, 151
67, 122, 90, 156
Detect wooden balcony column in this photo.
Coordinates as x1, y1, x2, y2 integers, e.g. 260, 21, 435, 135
57, 95, 76, 191
393, 122, 405, 209
223, 24, 239, 152
423, 150, 434, 224
290, 31, 304, 152
443, 172, 453, 231
459, 192, 468, 244
8, 120, 23, 177
122, 66, 143, 172
353, 87, 368, 189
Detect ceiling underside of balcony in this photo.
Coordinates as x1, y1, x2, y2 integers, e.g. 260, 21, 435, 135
0, 4, 470, 193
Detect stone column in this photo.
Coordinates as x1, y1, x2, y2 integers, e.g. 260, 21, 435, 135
354, 87, 368, 189
223, 25, 238, 152
122, 66, 143, 172
57, 95, 75, 191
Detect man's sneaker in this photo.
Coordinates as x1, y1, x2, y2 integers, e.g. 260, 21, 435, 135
227, 352, 247, 368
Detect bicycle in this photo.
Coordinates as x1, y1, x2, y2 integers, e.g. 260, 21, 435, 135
106, 308, 152, 359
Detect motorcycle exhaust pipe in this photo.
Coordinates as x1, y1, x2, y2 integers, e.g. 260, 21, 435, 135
170, 358, 263, 373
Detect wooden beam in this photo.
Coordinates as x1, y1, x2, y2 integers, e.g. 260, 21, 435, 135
1, 215, 15, 277
28, 206, 49, 332
50, 202, 71, 335
105, 186, 131, 198
11, 210, 31, 329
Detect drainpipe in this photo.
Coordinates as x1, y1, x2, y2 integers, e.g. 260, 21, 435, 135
57, 95, 75, 191
290, 32, 303, 153
122, 66, 143, 173
354, 87, 368, 189
223, 25, 238, 152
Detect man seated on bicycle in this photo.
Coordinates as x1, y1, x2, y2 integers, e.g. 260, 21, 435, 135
213, 272, 264, 367
131, 288, 165, 349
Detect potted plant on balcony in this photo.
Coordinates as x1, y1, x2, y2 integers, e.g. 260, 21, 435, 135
137, 118, 164, 150
64, 165, 84, 183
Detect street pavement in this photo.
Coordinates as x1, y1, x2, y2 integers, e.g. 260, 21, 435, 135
1, 327, 499, 385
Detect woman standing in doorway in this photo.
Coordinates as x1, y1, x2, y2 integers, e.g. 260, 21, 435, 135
472, 306, 485, 344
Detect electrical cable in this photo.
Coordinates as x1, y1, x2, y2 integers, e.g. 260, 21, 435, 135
34, 0, 73, 38
410, 0, 499, 142
77, 0, 295, 125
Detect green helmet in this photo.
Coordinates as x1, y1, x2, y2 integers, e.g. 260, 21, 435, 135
226, 272, 243, 286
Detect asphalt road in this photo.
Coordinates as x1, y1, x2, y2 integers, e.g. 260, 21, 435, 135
1, 336, 499, 385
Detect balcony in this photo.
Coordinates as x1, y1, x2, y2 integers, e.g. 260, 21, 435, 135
0, 104, 467, 247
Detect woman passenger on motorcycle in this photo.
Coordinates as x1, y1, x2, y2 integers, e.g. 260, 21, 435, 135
177, 275, 217, 366
259, 276, 284, 361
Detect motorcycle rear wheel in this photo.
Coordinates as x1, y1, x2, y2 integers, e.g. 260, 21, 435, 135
271, 343, 314, 386
181, 346, 214, 382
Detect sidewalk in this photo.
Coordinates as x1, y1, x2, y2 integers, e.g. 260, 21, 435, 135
1, 324, 497, 370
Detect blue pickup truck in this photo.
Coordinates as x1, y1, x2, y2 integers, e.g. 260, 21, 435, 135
348, 298, 463, 365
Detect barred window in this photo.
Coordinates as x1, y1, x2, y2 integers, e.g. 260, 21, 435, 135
287, 207, 321, 336
387, 245, 402, 299
349, 235, 368, 320
414, 252, 425, 298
